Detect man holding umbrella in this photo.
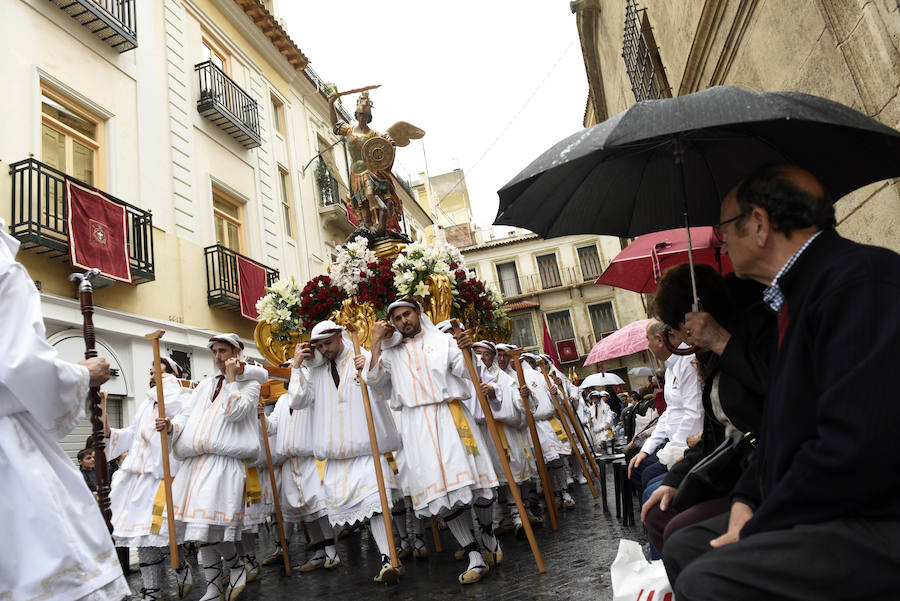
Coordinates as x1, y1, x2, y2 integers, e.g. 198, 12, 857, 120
663, 165, 900, 600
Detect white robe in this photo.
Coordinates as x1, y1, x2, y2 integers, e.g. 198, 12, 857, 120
107, 374, 185, 547
289, 345, 401, 526
520, 363, 572, 462
166, 368, 262, 542
0, 220, 130, 601
368, 329, 498, 517
267, 394, 327, 523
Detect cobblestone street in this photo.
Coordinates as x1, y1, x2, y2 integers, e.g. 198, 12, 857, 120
129, 472, 647, 601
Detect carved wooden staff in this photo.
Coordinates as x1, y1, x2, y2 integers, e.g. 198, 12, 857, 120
144, 330, 181, 570
347, 325, 399, 568
69, 268, 112, 533
538, 362, 599, 499
257, 398, 292, 576
450, 321, 546, 572
508, 349, 558, 531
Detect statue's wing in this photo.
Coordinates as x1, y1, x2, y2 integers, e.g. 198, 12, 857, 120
386, 121, 425, 147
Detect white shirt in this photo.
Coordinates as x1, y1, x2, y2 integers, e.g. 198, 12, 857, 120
641, 348, 703, 455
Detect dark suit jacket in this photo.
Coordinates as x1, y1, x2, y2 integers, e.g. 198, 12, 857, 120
733, 229, 900, 537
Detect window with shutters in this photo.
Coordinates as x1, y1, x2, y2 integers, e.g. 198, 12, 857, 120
278, 168, 294, 238
546, 310, 575, 342
509, 313, 537, 348
212, 189, 244, 252
536, 253, 562, 289
589, 301, 618, 342
496, 261, 521, 297
577, 244, 603, 281
41, 86, 104, 188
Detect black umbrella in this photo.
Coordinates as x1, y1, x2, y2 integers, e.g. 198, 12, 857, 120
495, 86, 900, 240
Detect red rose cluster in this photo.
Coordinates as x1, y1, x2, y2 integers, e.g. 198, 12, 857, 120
357, 257, 397, 313
454, 269, 494, 314
299, 275, 347, 332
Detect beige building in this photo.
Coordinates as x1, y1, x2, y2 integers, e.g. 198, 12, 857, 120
0, 0, 387, 457
572, 0, 900, 251
412, 168, 476, 247
461, 227, 653, 389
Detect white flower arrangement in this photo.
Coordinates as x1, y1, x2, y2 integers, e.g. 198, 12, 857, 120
255, 277, 303, 339
327, 235, 377, 296
392, 241, 467, 299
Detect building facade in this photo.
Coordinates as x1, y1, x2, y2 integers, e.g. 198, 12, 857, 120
572, 0, 900, 251
461, 229, 654, 388
1, 0, 371, 458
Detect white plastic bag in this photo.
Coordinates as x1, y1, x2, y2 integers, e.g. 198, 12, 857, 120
610, 539, 674, 601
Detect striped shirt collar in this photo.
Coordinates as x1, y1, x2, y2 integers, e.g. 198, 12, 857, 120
763, 230, 823, 312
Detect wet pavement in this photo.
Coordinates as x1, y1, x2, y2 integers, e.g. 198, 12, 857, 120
128, 470, 648, 600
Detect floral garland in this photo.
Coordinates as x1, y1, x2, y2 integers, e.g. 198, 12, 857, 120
356, 257, 398, 319
298, 275, 347, 333
328, 235, 376, 295
255, 278, 303, 341
452, 269, 509, 330
392, 240, 466, 299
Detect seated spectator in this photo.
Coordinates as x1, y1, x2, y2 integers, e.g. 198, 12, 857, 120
640, 263, 774, 555
662, 165, 900, 600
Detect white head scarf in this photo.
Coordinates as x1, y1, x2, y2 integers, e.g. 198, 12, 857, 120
160, 356, 183, 379
208, 332, 246, 361
307, 320, 353, 368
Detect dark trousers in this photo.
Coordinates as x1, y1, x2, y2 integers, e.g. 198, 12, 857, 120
644, 496, 731, 554
663, 512, 900, 601
630, 453, 666, 497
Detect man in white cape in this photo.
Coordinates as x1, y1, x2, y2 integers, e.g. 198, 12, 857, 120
156, 333, 265, 601
0, 219, 131, 601
106, 357, 191, 600
542, 355, 589, 486
289, 320, 405, 584
368, 300, 500, 584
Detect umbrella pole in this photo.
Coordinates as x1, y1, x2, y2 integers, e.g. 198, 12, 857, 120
675, 136, 700, 312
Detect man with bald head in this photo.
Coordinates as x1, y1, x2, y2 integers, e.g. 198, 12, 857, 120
664, 165, 900, 600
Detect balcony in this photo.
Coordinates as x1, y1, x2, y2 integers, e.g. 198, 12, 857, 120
196, 61, 261, 149
498, 266, 580, 299
9, 158, 155, 283
205, 244, 278, 311
316, 161, 355, 237
50, 0, 137, 52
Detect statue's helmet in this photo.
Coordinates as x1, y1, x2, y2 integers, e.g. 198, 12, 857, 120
355, 91, 373, 120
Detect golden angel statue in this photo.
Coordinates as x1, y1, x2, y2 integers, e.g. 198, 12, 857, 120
329, 85, 425, 239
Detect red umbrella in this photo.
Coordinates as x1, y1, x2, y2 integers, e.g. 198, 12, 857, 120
595, 227, 733, 294
584, 319, 651, 366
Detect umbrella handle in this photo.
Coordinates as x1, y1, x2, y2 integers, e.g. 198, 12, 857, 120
662, 331, 698, 356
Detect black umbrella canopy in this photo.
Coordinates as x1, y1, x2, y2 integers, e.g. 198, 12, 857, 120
495, 86, 900, 238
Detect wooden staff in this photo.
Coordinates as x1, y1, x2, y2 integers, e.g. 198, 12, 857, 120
430, 517, 443, 553
538, 362, 599, 499
508, 349, 558, 531
69, 268, 112, 533
347, 326, 399, 568
144, 330, 181, 570
549, 372, 604, 483
257, 399, 291, 576
451, 320, 546, 572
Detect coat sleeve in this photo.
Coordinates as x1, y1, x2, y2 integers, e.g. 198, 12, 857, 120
740, 272, 899, 537
107, 398, 146, 459
221, 380, 259, 422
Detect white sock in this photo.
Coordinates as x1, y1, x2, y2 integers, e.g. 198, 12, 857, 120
282, 520, 295, 548
138, 546, 164, 590
445, 510, 476, 548
369, 514, 392, 560
216, 542, 240, 569
318, 517, 336, 557
473, 498, 498, 550
198, 545, 222, 587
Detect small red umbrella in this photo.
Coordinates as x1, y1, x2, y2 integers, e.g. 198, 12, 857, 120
595, 227, 733, 294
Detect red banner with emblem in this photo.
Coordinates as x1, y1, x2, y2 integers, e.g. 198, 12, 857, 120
66, 180, 133, 284
237, 255, 267, 321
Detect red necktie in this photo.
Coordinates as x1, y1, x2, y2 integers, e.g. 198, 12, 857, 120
777, 302, 790, 349
211, 374, 225, 402
330, 360, 340, 389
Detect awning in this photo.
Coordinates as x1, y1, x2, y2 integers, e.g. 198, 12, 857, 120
505, 300, 540, 312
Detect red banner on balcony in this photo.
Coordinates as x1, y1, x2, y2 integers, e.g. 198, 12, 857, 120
66, 180, 133, 284
237, 256, 267, 321
556, 339, 579, 363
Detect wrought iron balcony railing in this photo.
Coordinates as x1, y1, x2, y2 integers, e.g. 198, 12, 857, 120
8, 158, 155, 283
196, 61, 262, 149
205, 244, 279, 311
50, 0, 137, 52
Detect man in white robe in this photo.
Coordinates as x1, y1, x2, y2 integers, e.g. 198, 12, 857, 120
289, 320, 404, 583
106, 358, 191, 600
265, 390, 333, 572
368, 300, 500, 585
156, 333, 265, 601
518, 353, 575, 508
0, 218, 131, 601
542, 355, 589, 485
472, 341, 537, 542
